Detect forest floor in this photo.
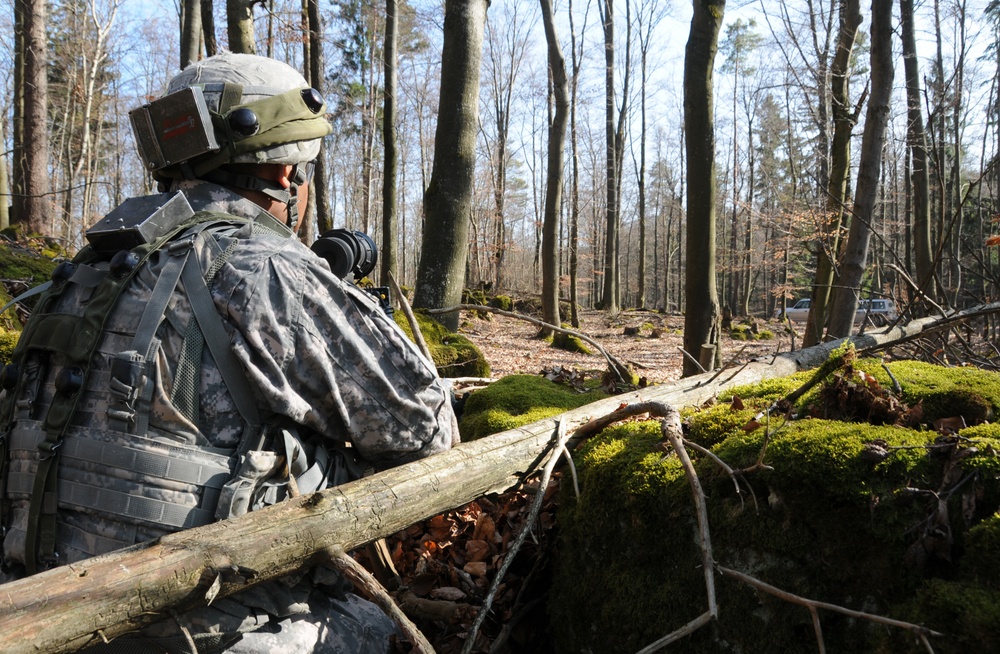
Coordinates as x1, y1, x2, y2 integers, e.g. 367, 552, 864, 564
456, 306, 794, 386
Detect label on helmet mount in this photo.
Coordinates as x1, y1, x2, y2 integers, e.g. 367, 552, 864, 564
129, 87, 221, 172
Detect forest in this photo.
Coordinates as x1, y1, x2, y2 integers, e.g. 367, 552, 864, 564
1, 1, 1000, 653
1, 0, 998, 341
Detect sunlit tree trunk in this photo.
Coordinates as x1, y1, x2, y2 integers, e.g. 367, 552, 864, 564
306, 0, 331, 235
539, 0, 568, 336
202, 0, 217, 57
900, 0, 934, 305
381, 0, 399, 283
803, 0, 861, 345
18, 0, 52, 235
683, 0, 725, 376
227, 0, 256, 54
827, 0, 893, 338
413, 0, 488, 331
181, 0, 201, 68
597, 0, 620, 313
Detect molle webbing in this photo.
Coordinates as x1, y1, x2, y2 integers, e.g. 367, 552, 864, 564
0, 210, 268, 572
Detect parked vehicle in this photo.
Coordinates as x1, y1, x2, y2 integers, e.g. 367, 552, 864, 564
776, 298, 811, 322
776, 298, 899, 327
856, 298, 898, 326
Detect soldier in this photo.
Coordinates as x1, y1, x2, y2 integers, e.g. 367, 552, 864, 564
0, 53, 458, 652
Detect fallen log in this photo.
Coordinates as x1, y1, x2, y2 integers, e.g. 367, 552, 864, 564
0, 309, 991, 654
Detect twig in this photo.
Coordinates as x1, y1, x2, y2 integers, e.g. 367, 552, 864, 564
327, 547, 437, 654
677, 346, 708, 374
387, 272, 434, 364
707, 344, 750, 384
716, 565, 943, 647
460, 419, 572, 654
681, 438, 753, 511
633, 610, 715, 654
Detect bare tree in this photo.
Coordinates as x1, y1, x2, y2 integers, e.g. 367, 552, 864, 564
15, 0, 52, 235
181, 0, 202, 68
227, 0, 256, 54
803, 0, 862, 345
202, 0, 218, 57
828, 0, 894, 338
413, 0, 488, 331
382, 0, 399, 282
900, 0, 934, 304
683, 0, 726, 376
539, 0, 568, 335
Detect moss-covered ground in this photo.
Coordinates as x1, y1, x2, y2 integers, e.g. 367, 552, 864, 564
394, 309, 490, 378
549, 356, 1000, 653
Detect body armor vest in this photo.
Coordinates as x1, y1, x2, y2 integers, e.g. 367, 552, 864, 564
0, 193, 313, 574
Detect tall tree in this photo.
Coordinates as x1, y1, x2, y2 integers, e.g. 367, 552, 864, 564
683, 0, 725, 376
827, 0, 894, 338
16, 0, 52, 235
202, 0, 218, 57
413, 0, 488, 331
539, 0, 569, 335
803, 0, 862, 345
566, 0, 590, 327
227, 0, 256, 53
900, 0, 934, 304
381, 0, 399, 282
181, 0, 202, 68
305, 0, 332, 235
596, 0, 625, 313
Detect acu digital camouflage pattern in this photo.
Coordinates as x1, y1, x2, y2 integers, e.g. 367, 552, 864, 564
1, 180, 457, 652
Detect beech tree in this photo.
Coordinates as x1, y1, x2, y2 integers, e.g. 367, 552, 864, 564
827, 0, 894, 338
413, 0, 488, 331
683, 0, 725, 376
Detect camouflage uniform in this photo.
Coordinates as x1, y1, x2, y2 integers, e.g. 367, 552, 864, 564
0, 178, 457, 652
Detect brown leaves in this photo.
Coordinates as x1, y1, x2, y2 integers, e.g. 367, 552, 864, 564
368, 479, 561, 653
811, 364, 922, 427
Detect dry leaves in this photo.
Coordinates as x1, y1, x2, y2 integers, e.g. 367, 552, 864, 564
363, 477, 561, 653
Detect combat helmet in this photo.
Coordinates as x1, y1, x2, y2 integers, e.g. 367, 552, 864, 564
129, 52, 332, 218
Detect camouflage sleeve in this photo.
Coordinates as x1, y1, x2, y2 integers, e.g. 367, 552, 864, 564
220, 235, 456, 467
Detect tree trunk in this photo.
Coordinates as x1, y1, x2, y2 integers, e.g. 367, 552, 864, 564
304, 0, 331, 235
540, 0, 569, 336
227, 0, 256, 54
1, 305, 981, 654
682, 0, 725, 376
181, 0, 202, 69
568, 0, 583, 328
827, 0, 894, 338
598, 0, 620, 314
19, 0, 51, 236
0, 115, 8, 229
900, 0, 934, 306
382, 0, 399, 283
202, 0, 218, 57
803, 0, 861, 346
413, 0, 488, 331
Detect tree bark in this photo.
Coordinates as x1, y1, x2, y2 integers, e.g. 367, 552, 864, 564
382, 0, 399, 283
803, 0, 861, 346
181, 0, 202, 68
202, 0, 218, 57
827, 0, 894, 338
900, 0, 934, 306
306, 0, 332, 235
539, 0, 569, 335
1, 306, 982, 654
413, 0, 488, 331
598, 0, 620, 313
682, 0, 726, 376
18, 0, 52, 236
227, 0, 256, 54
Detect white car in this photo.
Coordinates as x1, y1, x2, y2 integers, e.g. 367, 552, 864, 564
776, 298, 899, 326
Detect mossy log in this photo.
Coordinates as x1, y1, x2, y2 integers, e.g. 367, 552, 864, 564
0, 308, 993, 653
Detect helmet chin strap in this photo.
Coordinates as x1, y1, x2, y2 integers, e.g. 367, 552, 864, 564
202, 166, 303, 228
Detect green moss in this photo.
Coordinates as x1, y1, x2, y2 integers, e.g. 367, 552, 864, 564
459, 374, 606, 441
757, 328, 774, 340
730, 325, 751, 340
550, 364, 1000, 653
0, 329, 19, 365
488, 294, 513, 311
551, 329, 592, 355
393, 310, 490, 378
